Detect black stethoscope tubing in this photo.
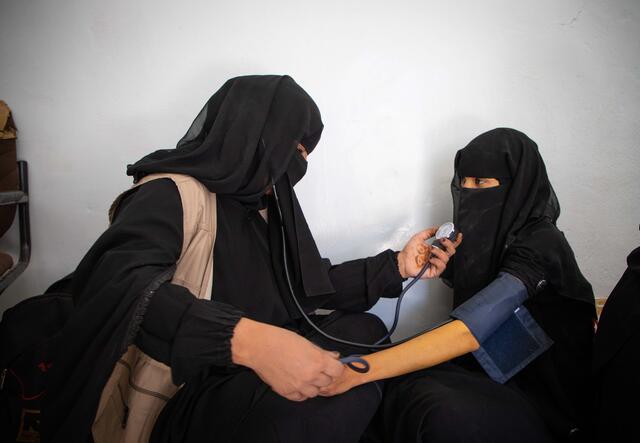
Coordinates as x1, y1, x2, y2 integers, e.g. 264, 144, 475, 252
271, 182, 453, 371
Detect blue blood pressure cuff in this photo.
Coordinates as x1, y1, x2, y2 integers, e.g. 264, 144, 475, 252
451, 272, 553, 384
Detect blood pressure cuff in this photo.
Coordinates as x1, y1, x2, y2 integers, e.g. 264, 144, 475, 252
451, 272, 553, 383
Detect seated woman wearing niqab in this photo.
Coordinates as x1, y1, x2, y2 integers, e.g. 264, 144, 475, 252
41, 75, 459, 443
321, 128, 596, 443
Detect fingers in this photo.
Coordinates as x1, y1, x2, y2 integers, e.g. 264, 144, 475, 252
312, 372, 333, 388
283, 372, 327, 402
424, 251, 447, 278
429, 246, 449, 270
300, 384, 320, 399
428, 256, 447, 275
286, 392, 307, 402
430, 245, 449, 262
318, 386, 338, 397
322, 354, 345, 378
318, 371, 352, 397
436, 233, 462, 258
437, 239, 456, 258
318, 377, 344, 397
405, 227, 461, 278
416, 227, 438, 241
295, 349, 342, 400
286, 377, 326, 401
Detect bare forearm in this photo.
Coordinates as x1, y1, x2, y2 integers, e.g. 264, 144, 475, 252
354, 320, 479, 385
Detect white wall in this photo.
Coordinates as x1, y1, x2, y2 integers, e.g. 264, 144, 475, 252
1, 0, 639, 338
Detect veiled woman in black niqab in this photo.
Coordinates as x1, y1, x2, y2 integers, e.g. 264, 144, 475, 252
448, 128, 562, 305
127, 74, 338, 316
448, 129, 595, 438
43, 75, 423, 442
322, 128, 596, 443
385, 128, 596, 442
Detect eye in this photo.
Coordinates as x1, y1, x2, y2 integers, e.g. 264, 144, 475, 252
476, 178, 486, 186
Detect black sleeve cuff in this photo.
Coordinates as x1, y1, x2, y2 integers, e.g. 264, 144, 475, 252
171, 298, 243, 384
370, 249, 405, 300
323, 249, 405, 311
136, 283, 244, 385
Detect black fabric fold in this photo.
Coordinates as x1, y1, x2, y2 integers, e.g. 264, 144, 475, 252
170, 297, 243, 384
136, 283, 244, 384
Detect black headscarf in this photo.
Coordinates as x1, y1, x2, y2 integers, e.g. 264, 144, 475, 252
447, 128, 592, 307
128, 74, 334, 301
128, 75, 322, 203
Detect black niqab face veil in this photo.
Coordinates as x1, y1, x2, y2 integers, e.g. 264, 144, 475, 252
450, 128, 561, 305
128, 75, 323, 202
128, 75, 334, 298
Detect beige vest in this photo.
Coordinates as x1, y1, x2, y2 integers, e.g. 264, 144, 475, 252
92, 173, 217, 443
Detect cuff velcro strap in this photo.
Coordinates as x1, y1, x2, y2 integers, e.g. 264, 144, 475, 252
472, 306, 553, 383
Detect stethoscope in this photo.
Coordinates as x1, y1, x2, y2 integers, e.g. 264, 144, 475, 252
271, 181, 456, 373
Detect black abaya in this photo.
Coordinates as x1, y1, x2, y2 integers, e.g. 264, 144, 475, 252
382, 129, 595, 443
43, 75, 403, 442
132, 181, 401, 442
45, 177, 402, 441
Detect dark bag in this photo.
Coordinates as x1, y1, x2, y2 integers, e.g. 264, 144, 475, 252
0, 283, 73, 443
